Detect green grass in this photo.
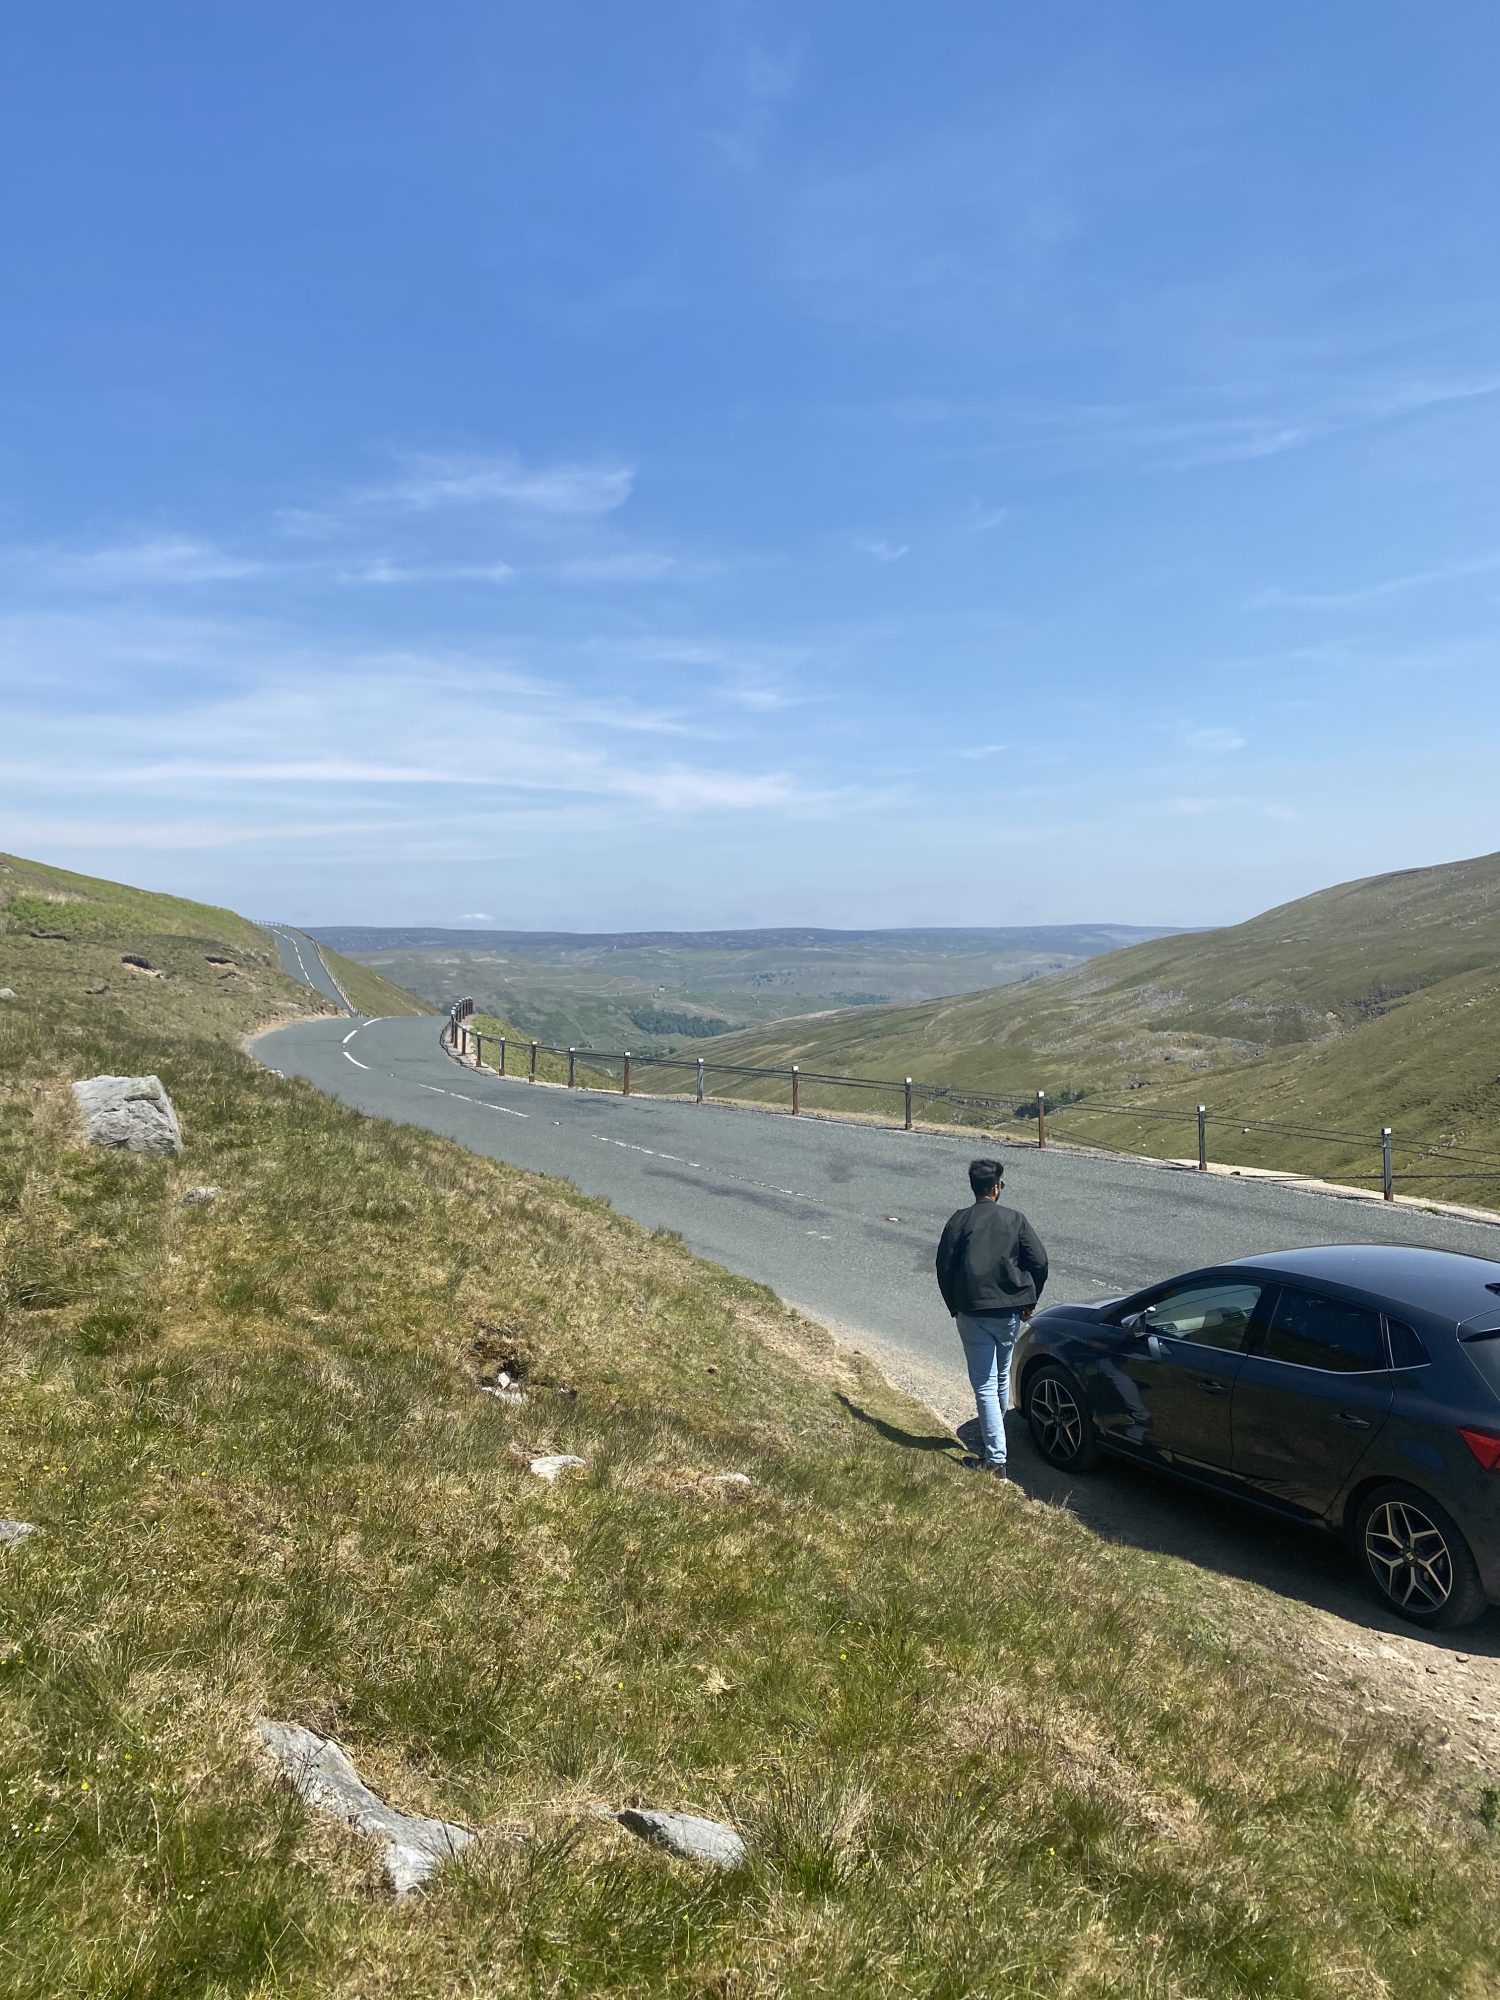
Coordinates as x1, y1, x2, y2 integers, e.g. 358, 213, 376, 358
331, 925, 1174, 1054
4, 853, 1500, 1994
313, 943, 433, 1020
695, 849, 1500, 1201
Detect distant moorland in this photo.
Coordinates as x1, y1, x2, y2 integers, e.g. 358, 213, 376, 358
315, 923, 1185, 1053
691, 851, 1500, 1199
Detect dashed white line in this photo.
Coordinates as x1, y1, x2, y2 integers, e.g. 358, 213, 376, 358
343, 1050, 369, 1069
342, 1027, 360, 1045
420, 1081, 527, 1118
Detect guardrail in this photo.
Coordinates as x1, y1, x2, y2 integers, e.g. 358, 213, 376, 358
440, 1000, 1500, 1205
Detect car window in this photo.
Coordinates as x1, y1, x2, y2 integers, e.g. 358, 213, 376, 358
1258, 1289, 1385, 1373
1386, 1319, 1429, 1370
1139, 1280, 1266, 1353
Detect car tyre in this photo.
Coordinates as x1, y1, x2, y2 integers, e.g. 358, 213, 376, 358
1024, 1363, 1097, 1471
1353, 1481, 1488, 1629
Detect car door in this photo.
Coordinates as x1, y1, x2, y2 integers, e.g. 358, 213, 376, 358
1231, 1286, 1394, 1515
1099, 1277, 1270, 1473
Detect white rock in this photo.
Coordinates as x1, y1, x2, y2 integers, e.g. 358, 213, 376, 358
0, 1520, 38, 1546
72, 1075, 184, 1157
707, 1473, 753, 1488
0, 988, 15, 1001
481, 1385, 527, 1405
616, 1808, 747, 1870
179, 1185, 221, 1207
528, 1454, 586, 1482
256, 1720, 473, 1896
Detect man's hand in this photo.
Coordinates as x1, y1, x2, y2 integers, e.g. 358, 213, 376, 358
1020, 1306, 1035, 1322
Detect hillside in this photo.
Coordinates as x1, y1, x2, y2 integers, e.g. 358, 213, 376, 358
5, 851, 1499, 1991
696, 851, 1500, 1197
317, 923, 1183, 1053
315, 940, 434, 1019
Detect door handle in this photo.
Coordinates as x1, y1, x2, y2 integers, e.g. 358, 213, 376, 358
1334, 1411, 1372, 1429
1194, 1379, 1232, 1396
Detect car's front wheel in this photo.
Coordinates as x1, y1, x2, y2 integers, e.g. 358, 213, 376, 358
1353, 1481, 1488, 1629
1024, 1363, 1097, 1471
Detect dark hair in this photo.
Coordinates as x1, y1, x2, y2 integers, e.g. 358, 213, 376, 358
968, 1158, 1004, 1197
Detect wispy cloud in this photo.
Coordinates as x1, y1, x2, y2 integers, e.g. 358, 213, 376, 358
957, 742, 1010, 760
1180, 726, 1247, 754
17, 536, 263, 586
1248, 551, 1500, 612
338, 558, 514, 587
457, 911, 495, 922
360, 450, 635, 517
857, 538, 910, 563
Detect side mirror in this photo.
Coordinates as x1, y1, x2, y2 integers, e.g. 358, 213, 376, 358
1120, 1308, 1153, 1334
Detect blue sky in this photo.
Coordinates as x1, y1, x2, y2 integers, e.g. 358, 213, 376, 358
3, 3, 1498, 930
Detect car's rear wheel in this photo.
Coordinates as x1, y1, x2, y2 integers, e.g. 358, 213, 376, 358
1353, 1481, 1488, 1629
1024, 1363, 1097, 1471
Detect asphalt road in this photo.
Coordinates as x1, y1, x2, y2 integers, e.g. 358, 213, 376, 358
267, 926, 351, 1013
253, 1013, 1500, 1397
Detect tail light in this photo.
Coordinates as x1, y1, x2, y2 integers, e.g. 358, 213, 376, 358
1459, 1428, 1500, 1471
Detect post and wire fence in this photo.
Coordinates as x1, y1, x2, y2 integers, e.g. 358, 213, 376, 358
440, 1000, 1500, 1206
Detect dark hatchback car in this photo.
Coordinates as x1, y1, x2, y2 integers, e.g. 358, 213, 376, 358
1016, 1244, 1500, 1628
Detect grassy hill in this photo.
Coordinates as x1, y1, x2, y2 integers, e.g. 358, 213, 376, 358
695, 851, 1500, 1199
314, 940, 434, 1020
3, 852, 1500, 1993
321, 923, 1182, 1054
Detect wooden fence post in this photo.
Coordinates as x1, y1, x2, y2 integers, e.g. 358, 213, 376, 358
904, 1078, 913, 1131
1036, 1089, 1047, 1148
529, 1041, 538, 1082
1198, 1105, 1208, 1172
791, 1065, 800, 1115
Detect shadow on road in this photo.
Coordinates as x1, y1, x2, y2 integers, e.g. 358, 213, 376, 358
943, 1417, 1500, 1654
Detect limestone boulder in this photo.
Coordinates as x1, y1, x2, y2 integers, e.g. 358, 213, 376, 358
616, 1808, 747, 1870
256, 1720, 473, 1896
72, 1075, 183, 1157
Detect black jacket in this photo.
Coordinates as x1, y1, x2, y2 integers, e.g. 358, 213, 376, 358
935, 1198, 1049, 1317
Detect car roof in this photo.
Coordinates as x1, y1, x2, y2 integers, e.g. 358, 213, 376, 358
1226, 1244, 1500, 1321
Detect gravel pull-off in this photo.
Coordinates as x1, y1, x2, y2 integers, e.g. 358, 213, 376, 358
528, 1454, 586, 1482
72, 1074, 184, 1157
616, 1808, 747, 1870
256, 1720, 474, 1896
0, 1520, 38, 1546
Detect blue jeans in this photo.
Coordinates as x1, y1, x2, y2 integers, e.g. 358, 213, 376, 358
956, 1311, 1022, 1468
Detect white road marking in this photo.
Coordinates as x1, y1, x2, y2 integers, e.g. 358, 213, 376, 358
343, 1050, 369, 1069
342, 1027, 360, 1045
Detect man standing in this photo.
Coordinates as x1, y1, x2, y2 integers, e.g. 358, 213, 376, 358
935, 1158, 1049, 1480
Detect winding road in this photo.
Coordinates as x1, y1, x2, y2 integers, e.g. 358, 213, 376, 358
254, 1012, 1497, 1391
266, 925, 351, 1013
254, 1002, 1500, 1713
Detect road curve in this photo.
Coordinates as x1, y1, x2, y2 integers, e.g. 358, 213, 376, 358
267, 925, 352, 1013
256, 1002, 1500, 1721
253, 1013, 1499, 1395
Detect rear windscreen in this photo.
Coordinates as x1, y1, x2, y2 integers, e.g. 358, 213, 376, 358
1459, 1319, 1500, 1395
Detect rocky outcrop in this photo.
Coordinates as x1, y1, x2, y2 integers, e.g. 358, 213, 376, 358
616, 1808, 747, 1870
256, 1720, 473, 1896
72, 1075, 184, 1157
528, 1454, 586, 1482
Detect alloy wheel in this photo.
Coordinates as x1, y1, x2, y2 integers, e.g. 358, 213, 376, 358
1031, 1374, 1085, 1463
1363, 1497, 1454, 1615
